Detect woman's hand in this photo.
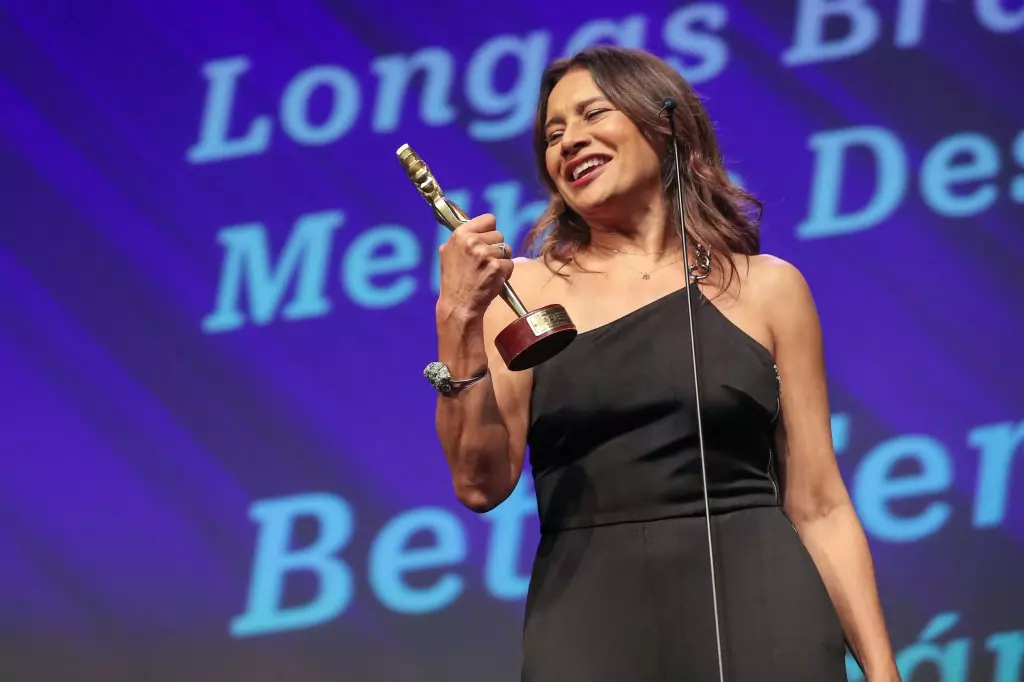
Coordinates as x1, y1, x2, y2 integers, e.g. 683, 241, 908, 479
436, 213, 514, 321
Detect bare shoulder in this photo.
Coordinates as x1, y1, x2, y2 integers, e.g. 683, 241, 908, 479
745, 254, 812, 298
745, 253, 821, 347
746, 254, 816, 309
510, 255, 562, 290
501, 255, 568, 306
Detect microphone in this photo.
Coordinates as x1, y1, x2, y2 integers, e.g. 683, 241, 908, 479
664, 96, 726, 682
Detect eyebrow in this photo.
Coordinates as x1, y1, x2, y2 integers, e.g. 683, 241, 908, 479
545, 96, 609, 128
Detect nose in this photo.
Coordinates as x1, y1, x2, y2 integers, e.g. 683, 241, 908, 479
559, 126, 590, 158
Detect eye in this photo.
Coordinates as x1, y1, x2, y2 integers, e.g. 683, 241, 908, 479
546, 130, 563, 145
585, 108, 610, 121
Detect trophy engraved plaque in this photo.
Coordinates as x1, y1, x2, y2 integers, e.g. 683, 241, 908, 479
396, 143, 577, 371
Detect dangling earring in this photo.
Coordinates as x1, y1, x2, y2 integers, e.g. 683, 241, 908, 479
688, 242, 712, 281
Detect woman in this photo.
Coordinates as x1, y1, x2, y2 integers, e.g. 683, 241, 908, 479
428, 46, 899, 681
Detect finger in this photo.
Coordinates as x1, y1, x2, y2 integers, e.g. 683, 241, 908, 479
459, 213, 497, 233
451, 226, 501, 251
466, 233, 507, 257
470, 241, 510, 261
496, 258, 515, 281
475, 230, 505, 245
470, 240, 497, 262
491, 242, 511, 260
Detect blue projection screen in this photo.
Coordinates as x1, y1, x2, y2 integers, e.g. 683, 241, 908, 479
1, 1, 1022, 680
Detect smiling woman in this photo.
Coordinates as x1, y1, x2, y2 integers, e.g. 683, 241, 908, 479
525, 48, 762, 290
427, 45, 901, 682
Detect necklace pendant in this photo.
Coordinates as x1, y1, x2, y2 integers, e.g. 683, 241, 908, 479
641, 272, 650, 280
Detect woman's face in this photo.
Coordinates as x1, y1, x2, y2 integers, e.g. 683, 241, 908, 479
543, 69, 662, 225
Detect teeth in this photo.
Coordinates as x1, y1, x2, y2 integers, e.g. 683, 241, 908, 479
572, 157, 607, 180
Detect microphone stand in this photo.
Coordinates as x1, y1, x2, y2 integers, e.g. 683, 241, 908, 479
662, 97, 726, 682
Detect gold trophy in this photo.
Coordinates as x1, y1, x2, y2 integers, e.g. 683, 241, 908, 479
397, 144, 577, 371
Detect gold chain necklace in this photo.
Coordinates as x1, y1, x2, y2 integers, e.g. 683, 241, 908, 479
604, 247, 668, 256
617, 257, 684, 280
581, 242, 712, 281
589, 243, 680, 279
613, 247, 713, 281
591, 242, 673, 257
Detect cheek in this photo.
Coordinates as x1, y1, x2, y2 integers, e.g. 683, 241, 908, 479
628, 143, 661, 182
544, 148, 561, 183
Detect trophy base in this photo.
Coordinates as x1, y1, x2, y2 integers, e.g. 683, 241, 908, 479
495, 304, 577, 371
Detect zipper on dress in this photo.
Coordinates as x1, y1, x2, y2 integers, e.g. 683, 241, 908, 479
772, 363, 781, 422
767, 446, 780, 503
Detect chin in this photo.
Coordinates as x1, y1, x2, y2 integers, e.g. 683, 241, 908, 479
568, 187, 622, 219
562, 188, 609, 215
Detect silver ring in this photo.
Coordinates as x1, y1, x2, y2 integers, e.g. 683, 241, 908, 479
495, 243, 509, 259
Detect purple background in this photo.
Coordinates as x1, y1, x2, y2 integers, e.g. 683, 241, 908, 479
1, 1, 1021, 680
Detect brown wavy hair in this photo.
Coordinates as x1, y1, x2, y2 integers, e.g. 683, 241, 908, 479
522, 46, 763, 288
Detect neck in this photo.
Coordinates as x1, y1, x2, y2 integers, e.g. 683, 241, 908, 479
584, 191, 678, 256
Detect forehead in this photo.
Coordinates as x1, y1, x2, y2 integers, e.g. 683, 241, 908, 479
545, 69, 607, 121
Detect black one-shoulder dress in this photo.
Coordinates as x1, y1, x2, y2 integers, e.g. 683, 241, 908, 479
522, 285, 848, 681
